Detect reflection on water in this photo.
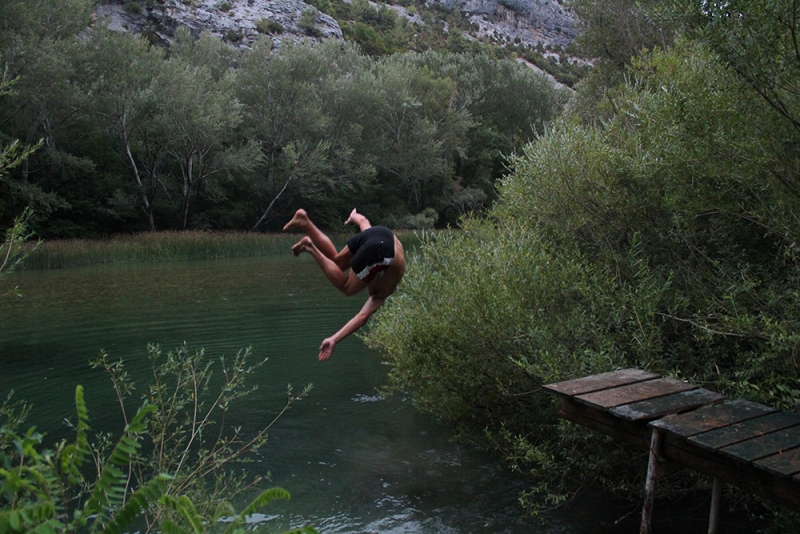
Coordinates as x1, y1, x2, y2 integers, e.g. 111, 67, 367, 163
0, 256, 759, 533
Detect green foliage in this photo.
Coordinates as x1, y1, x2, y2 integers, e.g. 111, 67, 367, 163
569, 0, 675, 68
157, 30, 257, 230
255, 18, 283, 34
565, 0, 677, 123
365, 31, 800, 525
0, 4, 561, 235
91, 343, 312, 522
383, 207, 439, 229
513, 47, 592, 88
0, 347, 316, 533
298, 8, 320, 36
0, 386, 169, 533
672, 0, 800, 135
125, 1, 142, 14
1, 209, 39, 294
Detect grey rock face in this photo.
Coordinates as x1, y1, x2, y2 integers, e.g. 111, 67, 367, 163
430, 0, 576, 47
95, 0, 576, 50
96, 0, 342, 50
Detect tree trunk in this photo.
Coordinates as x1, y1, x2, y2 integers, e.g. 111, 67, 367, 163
250, 174, 292, 232
124, 135, 156, 231
181, 156, 193, 230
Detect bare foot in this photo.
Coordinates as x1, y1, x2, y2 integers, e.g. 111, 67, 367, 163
344, 209, 371, 230
291, 236, 314, 256
283, 209, 309, 232
344, 208, 358, 226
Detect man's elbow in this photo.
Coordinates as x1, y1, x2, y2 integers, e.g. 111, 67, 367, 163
355, 310, 373, 325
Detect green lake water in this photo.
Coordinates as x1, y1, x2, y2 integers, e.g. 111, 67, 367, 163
0, 254, 761, 533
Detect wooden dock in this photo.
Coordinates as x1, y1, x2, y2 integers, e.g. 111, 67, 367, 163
544, 369, 800, 534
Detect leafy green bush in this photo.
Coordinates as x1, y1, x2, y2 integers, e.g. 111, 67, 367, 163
366, 38, 800, 521
124, 0, 142, 14
299, 8, 320, 36
383, 207, 439, 229
256, 18, 284, 34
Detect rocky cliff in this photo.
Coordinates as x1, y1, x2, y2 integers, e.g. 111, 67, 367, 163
96, 0, 342, 50
433, 0, 576, 47
96, 0, 576, 50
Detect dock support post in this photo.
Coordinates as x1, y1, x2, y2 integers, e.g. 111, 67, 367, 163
640, 428, 662, 534
708, 477, 722, 534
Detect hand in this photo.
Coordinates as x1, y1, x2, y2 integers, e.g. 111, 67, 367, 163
318, 337, 336, 361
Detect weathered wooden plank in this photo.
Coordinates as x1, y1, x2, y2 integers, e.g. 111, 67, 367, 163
575, 377, 698, 409
720, 425, 800, 462
689, 411, 800, 451
611, 388, 725, 422
755, 446, 800, 478
650, 399, 777, 438
543, 368, 659, 398
660, 432, 800, 510
558, 397, 653, 452
545, 370, 800, 512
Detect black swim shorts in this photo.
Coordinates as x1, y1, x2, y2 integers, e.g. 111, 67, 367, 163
346, 226, 395, 283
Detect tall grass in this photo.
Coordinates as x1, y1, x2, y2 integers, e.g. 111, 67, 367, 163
20, 229, 423, 270
21, 231, 300, 270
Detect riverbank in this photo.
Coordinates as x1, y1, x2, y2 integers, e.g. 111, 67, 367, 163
19, 230, 422, 270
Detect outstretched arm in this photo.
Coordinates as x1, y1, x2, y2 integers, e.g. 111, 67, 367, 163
318, 295, 385, 361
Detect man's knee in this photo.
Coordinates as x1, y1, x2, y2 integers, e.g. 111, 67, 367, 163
334, 249, 352, 271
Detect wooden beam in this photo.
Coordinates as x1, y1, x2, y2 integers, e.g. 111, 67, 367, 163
640, 429, 662, 534
660, 432, 800, 509
708, 478, 722, 534
559, 397, 651, 451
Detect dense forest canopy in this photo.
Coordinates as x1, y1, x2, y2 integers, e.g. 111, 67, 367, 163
0, 0, 560, 237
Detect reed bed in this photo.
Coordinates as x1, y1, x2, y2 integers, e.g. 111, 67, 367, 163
21, 231, 301, 270
19, 229, 424, 270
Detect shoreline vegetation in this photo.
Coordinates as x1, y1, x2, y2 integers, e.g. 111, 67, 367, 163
16, 230, 422, 270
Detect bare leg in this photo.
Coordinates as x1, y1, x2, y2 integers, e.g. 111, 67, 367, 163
344, 208, 372, 232
292, 237, 366, 295
283, 209, 338, 260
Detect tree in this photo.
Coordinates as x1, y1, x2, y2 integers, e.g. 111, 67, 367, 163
410, 52, 560, 221
0, 74, 41, 292
237, 40, 372, 231
0, 0, 97, 226
154, 31, 257, 230
86, 27, 166, 231
673, 0, 800, 136
368, 55, 472, 214
91, 344, 314, 528
299, 8, 321, 36
569, 0, 675, 69
566, 0, 677, 125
